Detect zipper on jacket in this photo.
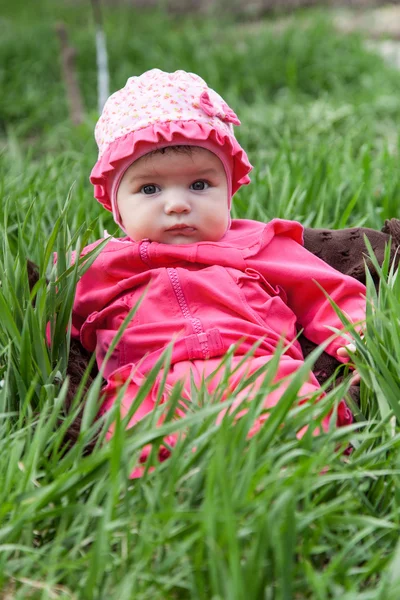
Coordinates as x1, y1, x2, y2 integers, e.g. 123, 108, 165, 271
167, 267, 210, 359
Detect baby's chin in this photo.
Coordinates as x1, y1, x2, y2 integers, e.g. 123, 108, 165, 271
160, 233, 205, 245
125, 225, 229, 244
159, 229, 226, 245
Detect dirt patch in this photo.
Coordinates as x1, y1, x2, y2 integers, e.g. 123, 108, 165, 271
335, 6, 400, 39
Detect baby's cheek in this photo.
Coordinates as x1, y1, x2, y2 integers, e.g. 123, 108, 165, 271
219, 210, 230, 235
207, 218, 229, 241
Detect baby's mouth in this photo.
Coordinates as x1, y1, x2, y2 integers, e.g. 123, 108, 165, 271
166, 224, 196, 233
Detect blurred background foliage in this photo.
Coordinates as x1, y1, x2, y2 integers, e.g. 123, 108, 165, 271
1, 0, 400, 254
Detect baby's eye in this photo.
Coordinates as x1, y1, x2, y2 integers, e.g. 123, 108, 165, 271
190, 180, 209, 191
140, 184, 160, 195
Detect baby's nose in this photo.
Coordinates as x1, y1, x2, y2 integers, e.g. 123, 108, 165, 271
164, 191, 191, 214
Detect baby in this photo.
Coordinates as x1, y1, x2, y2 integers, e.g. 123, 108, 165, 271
72, 69, 366, 475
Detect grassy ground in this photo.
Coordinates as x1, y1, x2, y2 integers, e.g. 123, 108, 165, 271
1, 1, 400, 598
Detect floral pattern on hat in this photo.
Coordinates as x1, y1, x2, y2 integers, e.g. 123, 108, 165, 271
95, 69, 239, 158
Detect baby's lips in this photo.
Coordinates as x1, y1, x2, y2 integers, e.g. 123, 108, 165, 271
199, 91, 241, 125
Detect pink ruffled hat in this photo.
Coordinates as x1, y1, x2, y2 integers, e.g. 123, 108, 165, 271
90, 69, 252, 228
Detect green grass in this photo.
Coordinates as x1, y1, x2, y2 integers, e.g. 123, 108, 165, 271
1, 2, 400, 598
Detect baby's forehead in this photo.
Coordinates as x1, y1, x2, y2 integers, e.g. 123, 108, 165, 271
126, 146, 223, 178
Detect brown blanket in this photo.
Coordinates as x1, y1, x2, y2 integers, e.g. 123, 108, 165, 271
301, 219, 400, 395
28, 218, 400, 445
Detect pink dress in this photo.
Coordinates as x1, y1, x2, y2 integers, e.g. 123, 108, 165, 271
72, 218, 365, 475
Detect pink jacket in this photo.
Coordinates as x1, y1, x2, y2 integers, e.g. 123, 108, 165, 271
72, 219, 366, 381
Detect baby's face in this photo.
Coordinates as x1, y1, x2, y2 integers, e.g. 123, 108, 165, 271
116, 147, 229, 244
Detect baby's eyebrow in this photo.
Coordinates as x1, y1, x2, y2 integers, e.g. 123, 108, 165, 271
195, 167, 217, 177
190, 168, 219, 177
129, 173, 160, 182
130, 167, 219, 182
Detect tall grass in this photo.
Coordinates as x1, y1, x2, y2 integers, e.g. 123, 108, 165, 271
1, 2, 400, 598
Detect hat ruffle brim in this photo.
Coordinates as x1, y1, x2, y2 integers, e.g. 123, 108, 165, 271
90, 120, 252, 212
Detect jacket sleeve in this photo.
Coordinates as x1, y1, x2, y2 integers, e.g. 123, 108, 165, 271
249, 233, 366, 359
71, 239, 145, 348
71, 247, 108, 341
71, 242, 126, 343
